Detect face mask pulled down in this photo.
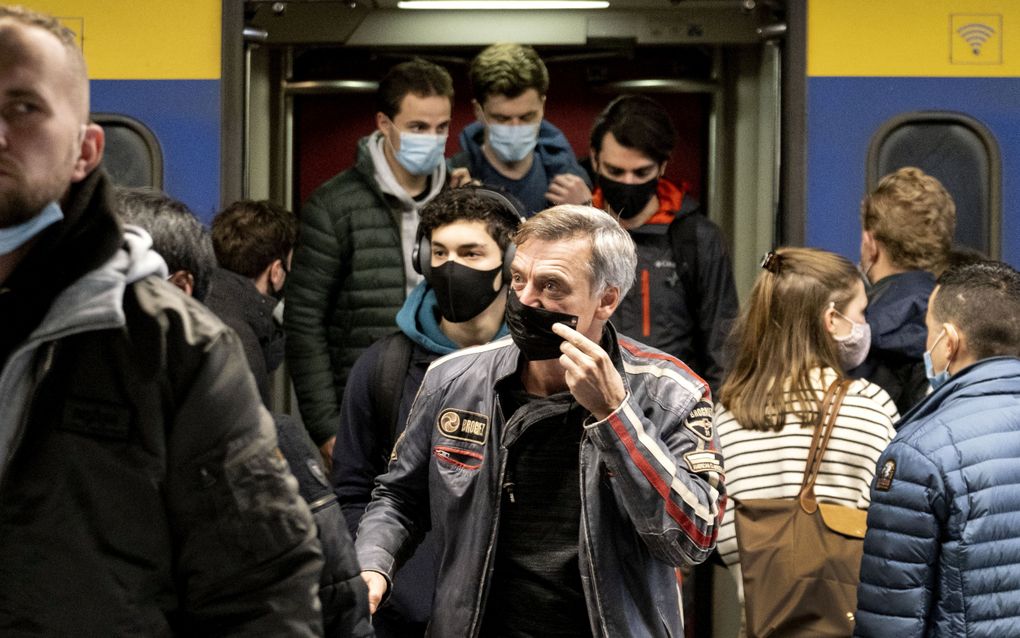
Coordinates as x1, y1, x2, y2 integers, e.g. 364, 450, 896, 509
505, 288, 579, 361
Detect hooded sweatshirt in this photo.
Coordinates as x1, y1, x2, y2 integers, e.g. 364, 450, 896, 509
368, 130, 447, 296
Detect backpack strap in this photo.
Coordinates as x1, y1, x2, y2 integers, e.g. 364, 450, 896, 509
369, 333, 415, 459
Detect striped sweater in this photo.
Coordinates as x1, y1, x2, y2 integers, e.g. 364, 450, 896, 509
715, 367, 898, 600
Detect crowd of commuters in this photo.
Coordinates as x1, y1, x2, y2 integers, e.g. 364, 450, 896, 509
3, 5, 1020, 637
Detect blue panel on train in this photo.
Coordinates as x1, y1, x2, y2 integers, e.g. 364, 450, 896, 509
90, 80, 221, 224
806, 76, 1020, 268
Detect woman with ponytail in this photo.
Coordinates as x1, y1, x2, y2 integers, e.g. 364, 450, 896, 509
714, 247, 899, 619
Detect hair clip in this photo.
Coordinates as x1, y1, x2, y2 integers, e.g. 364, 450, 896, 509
760, 251, 781, 274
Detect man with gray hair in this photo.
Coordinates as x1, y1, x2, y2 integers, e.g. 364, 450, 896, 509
356, 204, 725, 636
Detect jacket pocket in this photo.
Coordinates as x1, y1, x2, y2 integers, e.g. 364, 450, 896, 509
433, 445, 483, 471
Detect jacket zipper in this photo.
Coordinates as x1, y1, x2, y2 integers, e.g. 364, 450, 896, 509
469, 399, 509, 637
579, 434, 611, 637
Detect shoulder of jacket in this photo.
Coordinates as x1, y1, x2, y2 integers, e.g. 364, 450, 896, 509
618, 336, 708, 401
305, 167, 384, 214
128, 276, 233, 349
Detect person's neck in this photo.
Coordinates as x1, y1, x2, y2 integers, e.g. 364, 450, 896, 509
0, 241, 36, 286
481, 142, 535, 180
441, 292, 506, 348
618, 194, 661, 230
384, 144, 429, 197
522, 358, 569, 397
868, 251, 906, 284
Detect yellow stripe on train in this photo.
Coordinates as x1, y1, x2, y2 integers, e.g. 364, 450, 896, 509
809, 0, 1020, 77
21, 0, 220, 80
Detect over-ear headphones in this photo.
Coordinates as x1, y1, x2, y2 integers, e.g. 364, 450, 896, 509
412, 186, 526, 282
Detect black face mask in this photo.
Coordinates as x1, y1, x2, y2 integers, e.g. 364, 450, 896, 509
505, 289, 579, 361
427, 260, 503, 323
598, 175, 659, 220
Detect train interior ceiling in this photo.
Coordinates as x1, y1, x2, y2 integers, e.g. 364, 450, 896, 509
241, 0, 786, 296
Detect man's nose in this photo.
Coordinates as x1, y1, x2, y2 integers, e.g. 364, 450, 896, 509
516, 281, 542, 307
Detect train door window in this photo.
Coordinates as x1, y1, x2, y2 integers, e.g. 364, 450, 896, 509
92, 113, 164, 190
867, 112, 1001, 259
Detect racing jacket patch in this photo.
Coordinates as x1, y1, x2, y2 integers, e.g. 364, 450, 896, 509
436, 408, 489, 445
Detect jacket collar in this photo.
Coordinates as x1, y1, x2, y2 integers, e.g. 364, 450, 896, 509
896, 356, 1020, 427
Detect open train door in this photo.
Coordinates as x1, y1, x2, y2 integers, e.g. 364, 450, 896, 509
226, 3, 789, 636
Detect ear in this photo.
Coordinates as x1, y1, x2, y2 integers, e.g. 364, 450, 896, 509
472, 99, 485, 122
594, 285, 621, 321
269, 258, 286, 288
823, 303, 840, 335
71, 123, 104, 183
375, 111, 389, 133
590, 150, 600, 173
657, 161, 668, 179
943, 322, 962, 363
168, 270, 195, 298
861, 230, 879, 261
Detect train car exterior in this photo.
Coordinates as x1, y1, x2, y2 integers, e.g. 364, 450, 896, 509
22, 0, 223, 222
803, 0, 1020, 267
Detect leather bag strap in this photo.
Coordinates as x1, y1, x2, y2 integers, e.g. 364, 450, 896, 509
799, 377, 852, 513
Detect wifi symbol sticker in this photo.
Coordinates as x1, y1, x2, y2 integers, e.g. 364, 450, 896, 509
951, 14, 1002, 65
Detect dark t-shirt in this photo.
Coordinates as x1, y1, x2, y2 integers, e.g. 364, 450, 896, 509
480, 379, 593, 638
475, 156, 550, 215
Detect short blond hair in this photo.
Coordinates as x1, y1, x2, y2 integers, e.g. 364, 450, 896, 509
470, 43, 548, 102
0, 6, 89, 118
860, 167, 956, 272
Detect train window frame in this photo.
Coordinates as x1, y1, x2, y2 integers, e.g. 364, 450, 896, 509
91, 112, 165, 191
866, 111, 1001, 260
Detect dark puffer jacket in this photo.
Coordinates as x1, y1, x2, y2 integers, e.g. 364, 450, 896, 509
0, 171, 324, 636
855, 357, 1020, 637
285, 136, 408, 444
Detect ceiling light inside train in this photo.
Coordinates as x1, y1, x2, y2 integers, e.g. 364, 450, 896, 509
397, 1, 610, 9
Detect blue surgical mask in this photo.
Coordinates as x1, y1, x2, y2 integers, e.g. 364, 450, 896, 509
487, 122, 539, 163
923, 329, 951, 391
0, 201, 63, 255
394, 132, 447, 176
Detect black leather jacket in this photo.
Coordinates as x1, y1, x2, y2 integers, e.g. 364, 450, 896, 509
356, 327, 726, 637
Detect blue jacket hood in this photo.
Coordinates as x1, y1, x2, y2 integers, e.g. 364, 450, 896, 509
395, 281, 509, 356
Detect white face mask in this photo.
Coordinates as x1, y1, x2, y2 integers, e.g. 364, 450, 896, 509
830, 305, 872, 371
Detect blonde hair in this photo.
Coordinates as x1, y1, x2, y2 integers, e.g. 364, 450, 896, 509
861, 167, 956, 273
719, 247, 859, 431
470, 43, 549, 102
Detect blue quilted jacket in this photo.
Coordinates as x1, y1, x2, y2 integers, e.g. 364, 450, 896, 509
855, 357, 1020, 637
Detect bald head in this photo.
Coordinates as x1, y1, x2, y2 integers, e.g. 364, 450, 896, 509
0, 6, 89, 120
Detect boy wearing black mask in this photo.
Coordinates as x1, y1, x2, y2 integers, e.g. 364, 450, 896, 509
331, 186, 521, 638
590, 95, 739, 393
